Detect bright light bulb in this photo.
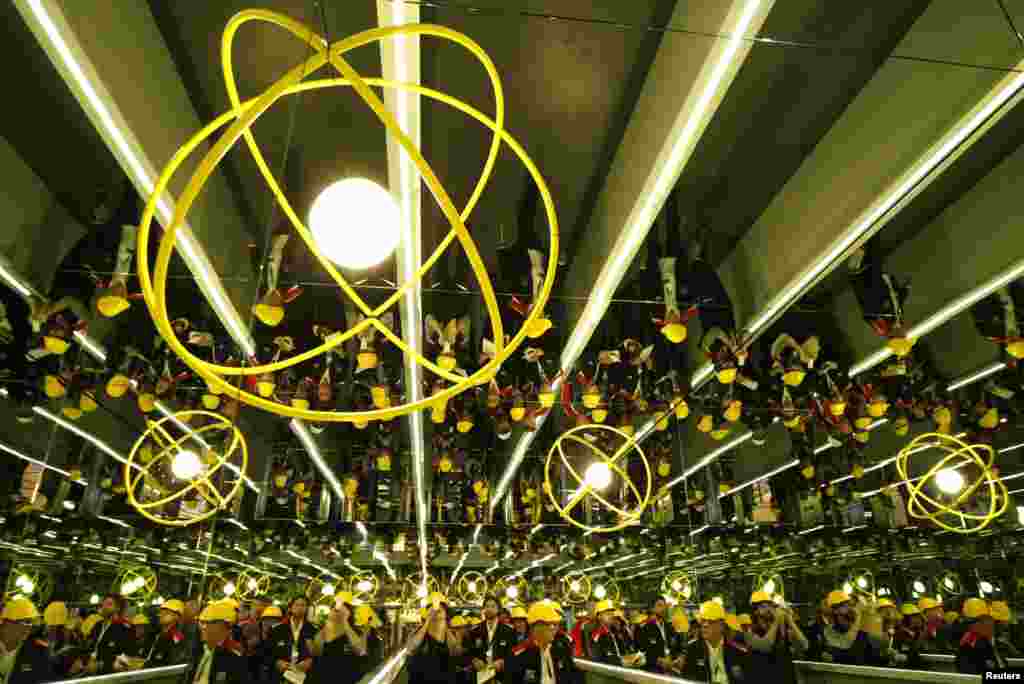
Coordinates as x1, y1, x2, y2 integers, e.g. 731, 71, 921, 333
671, 580, 682, 592
980, 581, 994, 594
223, 582, 236, 597
913, 581, 926, 593
468, 581, 478, 593
1017, 505, 1024, 526
21, 580, 34, 594
171, 449, 203, 480
843, 582, 853, 595
584, 462, 613, 490
357, 580, 373, 593
935, 468, 964, 494
63, 500, 76, 510
15, 575, 29, 589
90, 594, 100, 605
594, 586, 607, 600
416, 586, 428, 599
309, 178, 401, 270
713, 596, 723, 606
506, 586, 518, 599
571, 581, 581, 592
763, 580, 776, 595
248, 579, 259, 591
122, 582, 135, 595
322, 583, 335, 597
944, 578, 955, 590
857, 577, 868, 589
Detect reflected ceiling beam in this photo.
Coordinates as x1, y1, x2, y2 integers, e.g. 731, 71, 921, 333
947, 360, 1009, 392
0, 439, 88, 485
491, 0, 775, 510
849, 257, 1024, 377
376, 0, 428, 579
16, 0, 257, 357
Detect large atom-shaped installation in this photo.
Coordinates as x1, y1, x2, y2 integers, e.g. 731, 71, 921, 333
136, 10, 558, 423
545, 424, 651, 533
895, 432, 1009, 534
125, 410, 248, 526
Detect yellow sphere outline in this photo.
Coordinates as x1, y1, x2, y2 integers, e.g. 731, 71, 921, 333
125, 410, 248, 527
136, 11, 559, 423
236, 571, 272, 600
560, 573, 592, 605
455, 571, 488, 604
115, 565, 158, 599
894, 432, 1009, 534
544, 424, 651, 533
347, 571, 380, 602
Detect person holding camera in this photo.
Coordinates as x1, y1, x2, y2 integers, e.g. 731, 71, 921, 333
746, 593, 807, 684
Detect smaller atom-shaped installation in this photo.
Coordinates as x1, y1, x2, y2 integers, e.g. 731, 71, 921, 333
544, 424, 651, 533
894, 432, 1009, 534
125, 410, 248, 527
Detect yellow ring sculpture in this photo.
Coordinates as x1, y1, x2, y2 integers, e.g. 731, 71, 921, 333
136, 9, 559, 423
560, 573, 592, 605
115, 565, 158, 600
545, 424, 651, 533
125, 410, 248, 526
236, 571, 272, 600
895, 432, 1009, 534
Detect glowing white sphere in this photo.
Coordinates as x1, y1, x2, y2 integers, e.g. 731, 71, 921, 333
671, 580, 682, 592
571, 581, 581, 593
594, 585, 607, 600
913, 581, 926, 593
223, 582, 236, 597
980, 581, 994, 594
322, 583, 336, 597
416, 586, 428, 599
309, 178, 401, 270
944, 578, 955, 590
843, 582, 853, 595
857, 577, 868, 589
763, 580, 776, 595
712, 596, 723, 606
584, 462, 613, 491
248, 579, 259, 591
935, 468, 965, 495
506, 586, 518, 599
357, 579, 373, 593
90, 594, 100, 605
171, 450, 203, 480
468, 581, 478, 593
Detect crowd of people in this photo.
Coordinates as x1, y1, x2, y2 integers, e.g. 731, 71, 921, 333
0, 587, 1021, 684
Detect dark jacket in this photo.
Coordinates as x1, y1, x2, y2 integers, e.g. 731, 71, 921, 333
892, 626, 926, 669
815, 625, 871, 665
747, 622, 806, 684
307, 630, 367, 684
590, 625, 627, 665
467, 620, 518, 667
634, 617, 672, 671
681, 638, 749, 683
267, 620, 317, 682
956, 629, 1007, 674
407, 634, 459, 684
5, 637, 55, 684
143, 626, 190, 668
186, 639, 248, 684
505, 637, 581, 684
89, 616, 134, 675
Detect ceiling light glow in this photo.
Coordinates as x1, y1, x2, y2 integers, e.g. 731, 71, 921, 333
310, 179, 400, 270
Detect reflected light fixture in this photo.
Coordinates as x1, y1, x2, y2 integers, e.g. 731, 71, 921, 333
357, 579, 373, 593
171, 449, 202, 481
309, 179, 401, 270
506, 586, 518, 599
593, 585, 607, 600
935, 467, 965, 495
223, 582, 236, 597
584, 462, 613, 491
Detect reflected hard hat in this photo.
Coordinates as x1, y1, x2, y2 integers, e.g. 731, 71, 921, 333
199, 600, 237, 623
876, 599, 895, 609
450, 616, 466, 628
43, 602, 68, 627
355, 605, 379, 627
161, 599, 186, 616
918, 597, 941, 611
81, 614, 103, 637
1, 597, 40, 622
261, 606, 283, 619
528, 602, 561, 625
725, 613, 741, 631
334, 591, 355, 608
990, 601, 1010, 623
595, 600, 615, 615
670, 608, 689, 633
900, 604, 921, 616
944, 611, 960, 624
963, 598, 990, 620
510, 606, 528, 620
750, 591, 772, 605
738, 614, 752, 626
826, 591, 851, 609
698, 601, 725, 622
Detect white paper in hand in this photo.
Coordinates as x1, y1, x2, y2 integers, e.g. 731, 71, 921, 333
284, 670, 307, 684
477, 667, 496, 684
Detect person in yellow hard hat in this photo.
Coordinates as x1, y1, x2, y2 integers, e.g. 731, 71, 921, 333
956, 598, 1006, 674
591, 599, 639, 666
916, 596, 950, 652
307, 592, 368, 684
989, 601, 1021, 658
85, 593, 133, 675
815, 590, 870, 666
268, 596, 316, 684
407, 592, 461, 684
135, 598, 189, 670
681, 600, 750, 683
237, 597, 268, 669
189, 600, 246, 684
635, 597, 674, 673
1, 597, 54, 684
355, 604, 385, 664
508, 606, 529, 642
746, 591, 808, 684
41, 601, 81, 678
892, 604, 926, 670
467, 594, 517, 678
505, 601, 580, 684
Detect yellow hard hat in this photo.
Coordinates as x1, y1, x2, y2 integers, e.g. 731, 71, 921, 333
528, 602, 561, 624
750, 591, 772, 605
132, 614, 150, 626
631, 612, 648, 625
716, 367, 738, 385
450, 615, 467, 628
1, 597, 39, 622
944, 611, 960, 624
1007, 340, 1024, 359
963, 598, 989, 619
334, 591, 355, 607
900, 604, 921, 616
887, 337, 916, 357
261, 606, 284, 619
662, 323, 687, 344
468, 617, 482, 626
81, 613, 103, 637
510, 606, 528, 620
725, 613, 741, 631
826, 591, 851, 609
990, 601, 1010, 623
199, 600, 237, 623
918, 597, 941, 611
979, 408, 999, 429
738, 614, 752, 626
594, 599, 616, 615
867, 400, 889, 417
698, 601, 726, 622
355, 605, 379, 627
876, 598, 895, 609
43, 602, 68, 627
782, 369, 806, 387
670, 608, 689, 634
161, 599, 186, 616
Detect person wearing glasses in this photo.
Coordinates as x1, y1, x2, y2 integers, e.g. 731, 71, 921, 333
187, 601, 246, 684
505, 602, 581, 684
680, 601, 749, 684
0, 598, 53, 684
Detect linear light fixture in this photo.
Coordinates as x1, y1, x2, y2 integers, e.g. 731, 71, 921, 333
0, 439, 88, 485
33, 406, 140, 472
72, 330, 108, 364
491, 0, 771, 510
797, 524, 825, 536
376, 0, 428, 580
689, 524, 711, 537
718, 458, 799, 499
947, 361, 1008, 392
851, 258, 1024, 377
96, 515, 132, 529
290, 418, 345, 504
16, 0, 256, 358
